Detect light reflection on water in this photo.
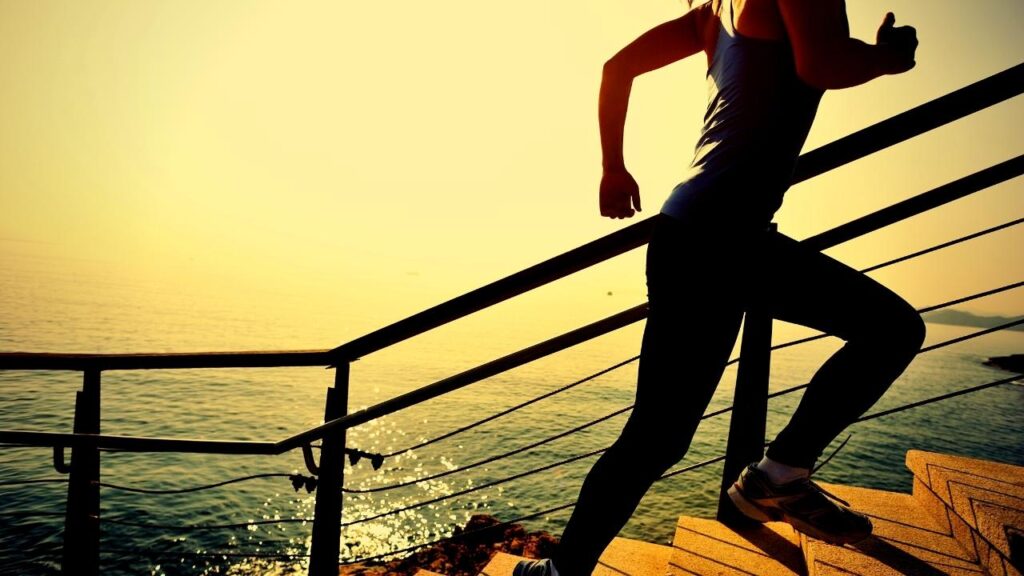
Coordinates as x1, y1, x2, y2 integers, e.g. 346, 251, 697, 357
1, 257, 1022, 575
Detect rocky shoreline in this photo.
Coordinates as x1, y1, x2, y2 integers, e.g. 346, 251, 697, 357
340, 514, 558, 576
984, 354, 1024, 374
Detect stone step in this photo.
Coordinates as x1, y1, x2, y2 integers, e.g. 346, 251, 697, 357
479, 536, 673, 576
668, 516, 804, 575
800, 482, 985, 576
907, 450, 1024, 576
435, 451, 1024, 575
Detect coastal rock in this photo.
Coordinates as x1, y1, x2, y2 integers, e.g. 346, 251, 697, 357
339, 514, 558, 576
984, 354, 1024, 374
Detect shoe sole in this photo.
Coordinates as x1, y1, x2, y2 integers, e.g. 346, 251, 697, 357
727, 483, 872, 545
727, 483, 775, 522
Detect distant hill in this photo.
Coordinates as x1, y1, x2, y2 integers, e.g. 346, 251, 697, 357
922, 309, 1024, 332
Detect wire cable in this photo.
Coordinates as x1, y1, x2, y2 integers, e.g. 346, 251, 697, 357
0, 511, 65, 519
379, 355, 638, 459
20, 295, 1019, 537
101, 515, 312, 531
0, 478, 68, 487
860, 217, 1024, 273
339, 369, 1020, 565
99, 547, 309, 560
342, 447, 607, 528
99, 473, 294, 495
344, 406, 632, 494
378, 270, 1021, 460
78, 338, 1022, 537
856, 374, 1022, 422
341, 451, 731, 566
343, 310, 1022, 495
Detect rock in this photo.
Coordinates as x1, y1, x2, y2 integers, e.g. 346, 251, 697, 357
340, 514, 559, 576
984, 354, 1024, 374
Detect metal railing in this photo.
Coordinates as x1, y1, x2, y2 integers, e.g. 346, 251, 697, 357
0, 62, 1021, 576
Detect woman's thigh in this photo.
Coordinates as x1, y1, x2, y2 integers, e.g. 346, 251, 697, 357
634, 217, 747, 416
751, 231, 916, 341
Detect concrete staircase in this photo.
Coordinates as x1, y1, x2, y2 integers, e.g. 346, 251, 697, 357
471, 450, 1023, 576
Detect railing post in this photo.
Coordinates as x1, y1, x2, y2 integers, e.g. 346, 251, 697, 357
717, 228, 776, 523
309, 363, 349, 576
63, 369, 100, 576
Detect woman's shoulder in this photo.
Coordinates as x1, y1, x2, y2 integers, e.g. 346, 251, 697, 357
732, 0, 789, 41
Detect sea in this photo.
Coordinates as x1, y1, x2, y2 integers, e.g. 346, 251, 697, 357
1, 251, 1022, 576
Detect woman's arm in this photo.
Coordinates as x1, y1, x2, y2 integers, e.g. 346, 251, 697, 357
600, 3, 715, 219
777, 0, 918, 90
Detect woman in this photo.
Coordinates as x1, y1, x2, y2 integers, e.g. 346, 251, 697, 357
516, 1, 922, 575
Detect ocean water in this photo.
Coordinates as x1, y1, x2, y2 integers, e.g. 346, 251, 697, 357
1, 252, 1022, 576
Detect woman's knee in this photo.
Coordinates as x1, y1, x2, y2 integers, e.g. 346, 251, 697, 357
869, 298, 926, 361
616, 419, 694, 474
891, 297, 925, 345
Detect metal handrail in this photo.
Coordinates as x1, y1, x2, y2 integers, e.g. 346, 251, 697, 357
0, 350, 331, 372
0, 62, 1020, 576
1, 157, 1021, 454
2, 63, 1019, 374
293, 145, 1023, 445
791, 63, 1023, 184
804, 156, 1024, 250
326, 61, 1024, 363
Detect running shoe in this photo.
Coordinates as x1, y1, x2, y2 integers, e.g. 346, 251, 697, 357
727, 463, 872, 544
513, 558, 560, 576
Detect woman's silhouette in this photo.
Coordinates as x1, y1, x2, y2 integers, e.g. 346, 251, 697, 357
516, 0, 922, 574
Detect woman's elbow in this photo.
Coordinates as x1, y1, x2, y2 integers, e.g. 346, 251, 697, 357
794, 59, 835, 90
603, 52, 643, 83
603, 57, 628, 80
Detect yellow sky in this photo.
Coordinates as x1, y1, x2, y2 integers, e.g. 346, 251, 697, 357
1, 0, 1021, 348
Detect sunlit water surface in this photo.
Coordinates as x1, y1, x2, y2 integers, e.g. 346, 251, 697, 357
1, 252, 1021, 575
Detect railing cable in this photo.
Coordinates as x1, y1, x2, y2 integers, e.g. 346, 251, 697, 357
322, 63, 1024, 365
335, 315, 1021, 499
342, 447, 607, 528
3, 287, 1017, 540
49, 358, 1015, 553
78, 324, 1021, 536
340, 452, 748, 566
0, 214, 1017, 459
17, 302, 1010, 538
377, 277, 1022, 463
917, 281, 1024, 314
920, 319, 1024, 351
99, 473, 295, 495
0, 478, 69, 487
102, 448, 606, 533
759, 317, 1024, 401
339, 370, 1020, 565
379, 356, 638, 458
764, 278, 1023, 354
346, 313, 1022, 495
99, 547, 310, 560
860, 216, 1024, 273
101, 515, 312, 532
0, 511, 65, 518
344, 406, 632, 494
857, 374, 1022, 422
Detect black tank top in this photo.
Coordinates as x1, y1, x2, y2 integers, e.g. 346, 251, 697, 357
661, 0, 823, 226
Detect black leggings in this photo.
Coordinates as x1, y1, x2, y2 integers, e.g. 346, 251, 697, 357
553, 214, 925, 576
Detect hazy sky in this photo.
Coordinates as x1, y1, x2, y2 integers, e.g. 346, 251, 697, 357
1, 0, 1021, 347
